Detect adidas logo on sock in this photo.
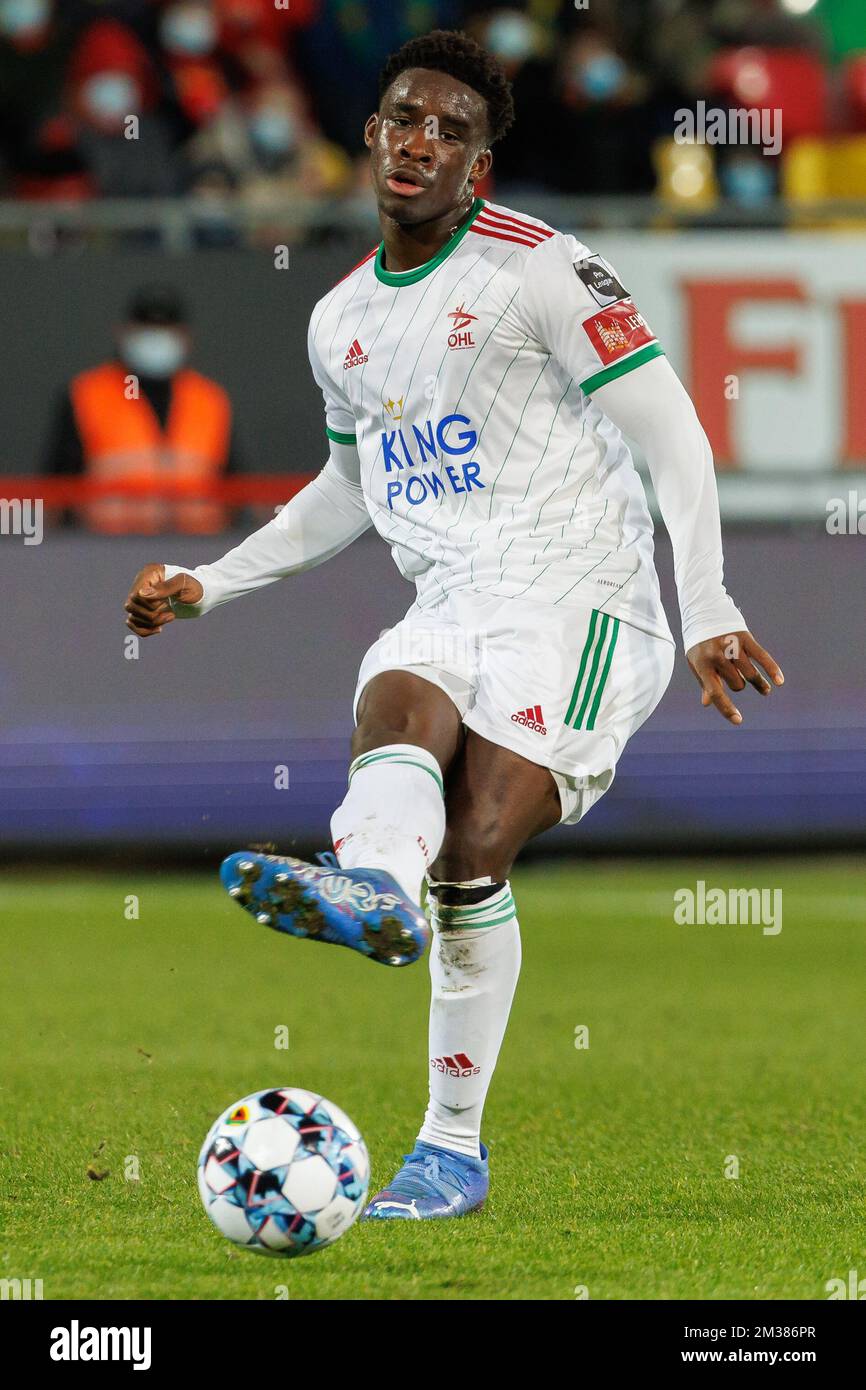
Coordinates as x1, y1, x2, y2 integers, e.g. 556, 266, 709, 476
430, 1052, 480, 1077
511, 704, 547, 735
343, 338, 368, 370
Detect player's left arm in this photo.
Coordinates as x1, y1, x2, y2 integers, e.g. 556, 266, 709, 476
593, 357, 784, 725
516, 235, 783, 725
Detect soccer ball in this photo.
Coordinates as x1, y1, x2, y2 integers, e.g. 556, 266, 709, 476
197, 1087, 369, 1257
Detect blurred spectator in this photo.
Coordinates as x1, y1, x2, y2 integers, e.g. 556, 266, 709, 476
160, 0, 221, 59
631, 0, 719, 103
464, 5, 548, 194
0, 0, 71, 192
0, 0, 53, 50
11, 113, 93, 200
187, 157, 241, 247
67, 17, 187, 197
493, 15, 655, 195
293, 0, 463, 160
215, 0, 318, 81
158, 0, 234, 129
185, 76, 352, 242
44, 283, 240, 533
3, 0, 866, 219
153, 0, 320, 133
551, 26, 655, 193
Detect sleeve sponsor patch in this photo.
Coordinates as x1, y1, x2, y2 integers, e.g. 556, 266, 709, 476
582, 300, 656, 363
574, 255, 628, 307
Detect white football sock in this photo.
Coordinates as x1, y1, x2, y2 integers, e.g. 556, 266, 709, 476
329, 744, 446, 906
417, 881, 521, 1159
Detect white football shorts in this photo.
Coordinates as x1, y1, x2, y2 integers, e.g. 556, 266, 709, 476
353, 590, 675, 825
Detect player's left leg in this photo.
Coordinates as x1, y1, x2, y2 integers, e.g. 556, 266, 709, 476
362, 732, 560, 1219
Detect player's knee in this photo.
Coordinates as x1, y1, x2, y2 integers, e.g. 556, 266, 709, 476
352, 718, 397, 756
351, 716, 435, 760
353, 673, 461, 761
352, 696, 434, 754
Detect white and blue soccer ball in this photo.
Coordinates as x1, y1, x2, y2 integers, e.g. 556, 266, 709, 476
197, 1087, 369, 1257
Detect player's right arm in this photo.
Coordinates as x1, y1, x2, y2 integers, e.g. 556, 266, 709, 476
126, 311, 369, 638
125, 445, 370, 636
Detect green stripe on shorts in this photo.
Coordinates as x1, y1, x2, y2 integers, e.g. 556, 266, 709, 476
565, 611, 620, 731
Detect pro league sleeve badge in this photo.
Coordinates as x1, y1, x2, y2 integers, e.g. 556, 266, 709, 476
574, 256, 629, 307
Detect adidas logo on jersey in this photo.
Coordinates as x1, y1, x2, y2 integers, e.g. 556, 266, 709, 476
430, 1052, 480, 1077
343, 338, 368, 370
511, 704, 547, 735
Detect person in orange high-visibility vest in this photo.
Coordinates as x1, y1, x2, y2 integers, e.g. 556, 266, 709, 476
43, 283, 240, 533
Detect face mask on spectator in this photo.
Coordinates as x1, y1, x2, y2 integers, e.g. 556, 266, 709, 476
81, 73, 140, 125
0, 0, 51, 39
121, 329, 187, 379
159, 3, 217, 58
720, 156, 775, 207
574, 52, 627, 101
249, 109, 298, 159
485, 12, 535, 63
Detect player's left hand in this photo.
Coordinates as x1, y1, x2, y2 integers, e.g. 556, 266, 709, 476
686, 631, 784, 726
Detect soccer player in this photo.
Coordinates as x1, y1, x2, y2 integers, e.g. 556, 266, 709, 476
125, 30, 783, 1222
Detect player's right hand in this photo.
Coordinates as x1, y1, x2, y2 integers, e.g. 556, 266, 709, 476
124, 564, 204, 637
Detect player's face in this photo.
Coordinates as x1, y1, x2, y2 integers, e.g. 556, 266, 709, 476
365, 68, 492, 225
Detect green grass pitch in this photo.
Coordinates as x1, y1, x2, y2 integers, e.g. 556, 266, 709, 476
1, 859, 864, 1301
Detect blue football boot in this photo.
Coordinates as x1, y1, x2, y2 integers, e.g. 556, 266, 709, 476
362, 1141, 489, 1220
220, 850, 429, 966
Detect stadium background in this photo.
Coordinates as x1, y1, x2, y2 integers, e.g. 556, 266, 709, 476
0, 0, 864, 858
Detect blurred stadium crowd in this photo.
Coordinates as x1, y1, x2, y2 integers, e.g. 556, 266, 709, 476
1, 0, 865, 228
4, 0, 866, 532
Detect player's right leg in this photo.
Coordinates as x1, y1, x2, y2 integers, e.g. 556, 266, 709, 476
330, 669, 465, 901
221, 668, 464, 965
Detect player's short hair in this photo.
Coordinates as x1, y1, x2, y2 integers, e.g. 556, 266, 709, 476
378, 29, 515, 147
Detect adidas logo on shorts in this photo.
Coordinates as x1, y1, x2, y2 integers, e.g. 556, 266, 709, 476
511, 704, 547, 735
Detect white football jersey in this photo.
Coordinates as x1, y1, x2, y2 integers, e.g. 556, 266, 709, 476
308, 197, 674, 643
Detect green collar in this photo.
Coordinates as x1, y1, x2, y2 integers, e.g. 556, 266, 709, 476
374, 197, 485, 286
